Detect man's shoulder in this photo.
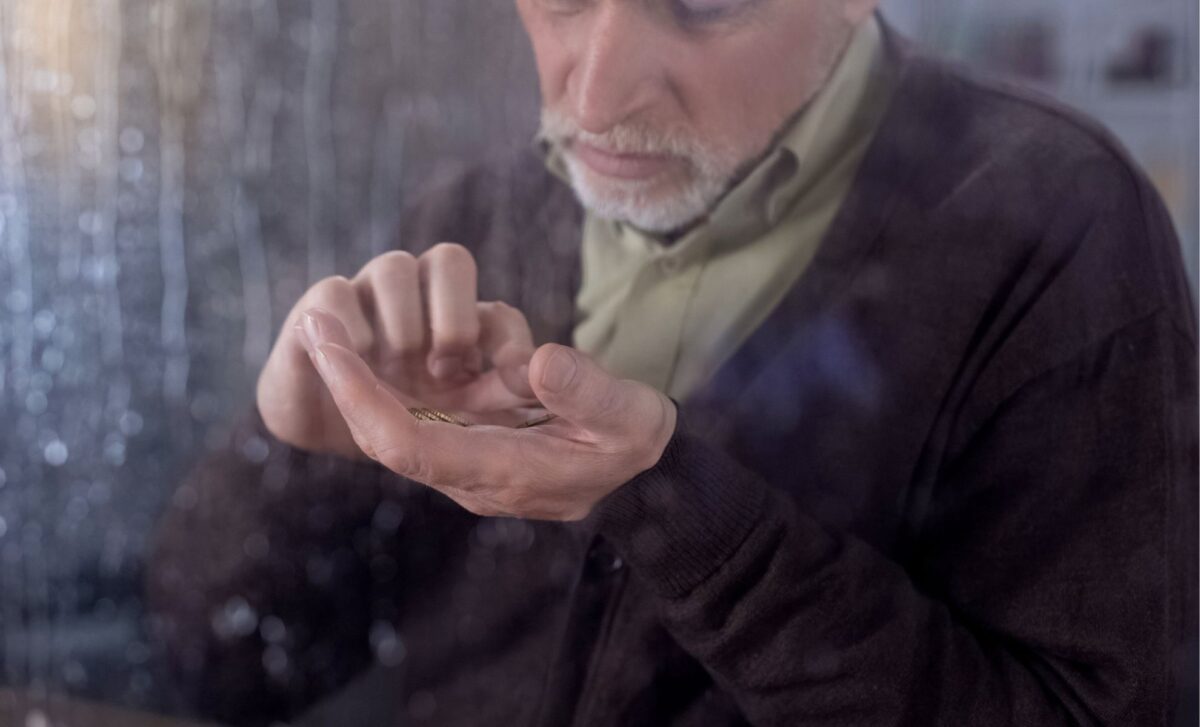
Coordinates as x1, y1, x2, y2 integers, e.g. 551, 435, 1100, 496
887, 50, 1156, 217
854, 50, 1197, 458
881, 51, 1195, 336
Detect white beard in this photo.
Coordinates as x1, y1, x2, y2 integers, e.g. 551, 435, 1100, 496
557, 150, 733, 235
538, 107, 740, 235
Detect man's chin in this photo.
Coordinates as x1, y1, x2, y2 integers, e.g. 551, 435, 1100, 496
563, 156, 718, 235
575, 187, 708, 236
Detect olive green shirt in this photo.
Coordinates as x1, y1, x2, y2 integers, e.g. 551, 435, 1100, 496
539, 16, 894, 402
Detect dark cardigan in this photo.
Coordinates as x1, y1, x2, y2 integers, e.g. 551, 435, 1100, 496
147, 26, 1198, 727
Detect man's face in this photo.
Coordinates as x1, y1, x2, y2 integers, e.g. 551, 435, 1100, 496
517, 0, 876, 234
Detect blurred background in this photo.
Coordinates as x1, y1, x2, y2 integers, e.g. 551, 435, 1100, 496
0, 0, 1195, 723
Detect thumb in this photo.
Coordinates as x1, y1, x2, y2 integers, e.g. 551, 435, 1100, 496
529, 344, 660, 437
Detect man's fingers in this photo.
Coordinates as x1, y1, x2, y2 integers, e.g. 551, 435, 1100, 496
277, 276, 373, 395
352, 251, 426, 357
293, 309, 411, 458
419, 243, 481, 381
304, 337, 427, 470
477, 301, 536, 399
528, 344, 667, 440
289, 276, 373, 357
298, 308, 517, 490
299, 307, 358, 352
256, 278, 370, 454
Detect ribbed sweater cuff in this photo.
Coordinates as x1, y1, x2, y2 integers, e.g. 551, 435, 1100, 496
593, 418, 769, 598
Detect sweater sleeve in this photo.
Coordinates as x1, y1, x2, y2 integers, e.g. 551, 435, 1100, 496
593, 308, 1197, 726
145, 406, 477, 726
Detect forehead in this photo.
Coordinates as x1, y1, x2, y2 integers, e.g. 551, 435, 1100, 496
517, 0, 840, 52
520, 0, 805, 29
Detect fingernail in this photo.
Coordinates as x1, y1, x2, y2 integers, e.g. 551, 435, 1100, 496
431, 355, 462, 380
517, 364, 530, 383
302, 311, 325, 346
294, 323, 313, 354
540, 349, 577, 393
311, 345, 335, 381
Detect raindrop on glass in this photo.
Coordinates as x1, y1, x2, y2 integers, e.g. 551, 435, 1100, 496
211, 596, 259, 640
243, 532, 269, 559
372, 501, 404, 534
370, 620, 406, 666
78, 210, 103, 235
262, 645, 289, 677
88, 480, 112, 505
70, 94, 96, 120
25, 391, 48, 416
119, 410, 144, 437
31, 69, 56, 93
65, 496, 89, 522
32, 309, 57, 337
40, 348, 64, 372
119, 126, 145, 155
260, 615, 287, 644
171, 485, 197, 510
103, 436, 127, 467
126, 641, 151, 664
6, 290, 30, 313
240, 436, 269, 464
119, 157, 144, 183
62, 660, 88, 687
44, 440, 69, 466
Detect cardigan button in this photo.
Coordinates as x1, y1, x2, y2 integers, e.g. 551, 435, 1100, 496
586, 544, 625, 575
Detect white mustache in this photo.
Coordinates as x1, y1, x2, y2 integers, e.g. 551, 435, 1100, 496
538, 107, 702, 160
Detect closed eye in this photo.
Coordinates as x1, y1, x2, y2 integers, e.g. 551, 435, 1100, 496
535, 0, 590, 16
674, 0, 757, 26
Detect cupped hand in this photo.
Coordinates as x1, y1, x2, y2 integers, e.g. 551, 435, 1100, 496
256, 243, 544, 460
295, 310, 678, 521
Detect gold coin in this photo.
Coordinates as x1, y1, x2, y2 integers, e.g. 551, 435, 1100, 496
406, 407, 471, 427
406, 407, 556, 429
517, 412, 557, 428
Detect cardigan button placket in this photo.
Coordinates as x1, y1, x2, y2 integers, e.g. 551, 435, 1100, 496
585, 541, 625, 576
534, 534, 630, 727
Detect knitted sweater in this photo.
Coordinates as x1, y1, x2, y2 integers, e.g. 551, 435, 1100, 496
146, 28, 1198, 727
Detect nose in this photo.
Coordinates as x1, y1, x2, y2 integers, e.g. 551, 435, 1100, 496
568, 2, 662, 134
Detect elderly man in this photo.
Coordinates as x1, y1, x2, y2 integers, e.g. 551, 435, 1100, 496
148, 1, 1197, 725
